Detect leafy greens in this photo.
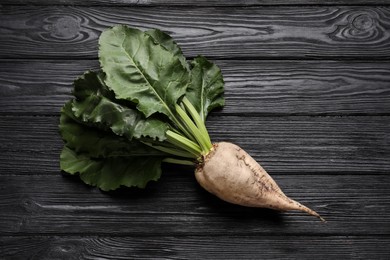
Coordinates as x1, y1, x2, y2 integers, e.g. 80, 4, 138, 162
59, 25, 224, 191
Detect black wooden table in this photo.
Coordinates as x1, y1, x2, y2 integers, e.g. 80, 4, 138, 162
1, 1, 390, 259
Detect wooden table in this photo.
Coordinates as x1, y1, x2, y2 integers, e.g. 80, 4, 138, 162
1, 1, 390, 259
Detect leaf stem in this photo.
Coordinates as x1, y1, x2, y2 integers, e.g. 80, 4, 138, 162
168, 111, 197, 143
142, 141, 196, 159
182, 97, 211, 146
162, 158, 195, 166
175, 104, 212, 154
166, 130, 202, 158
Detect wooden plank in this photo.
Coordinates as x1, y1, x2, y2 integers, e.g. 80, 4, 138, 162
3, 0, 390, 6
1, 60, 390, 115
0, 115, 389, 174
0, 173, 389, 235
1, 235, 390, 259
1, 6, 390, 59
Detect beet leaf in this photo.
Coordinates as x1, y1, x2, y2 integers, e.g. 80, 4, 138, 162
59, 25, 225, 190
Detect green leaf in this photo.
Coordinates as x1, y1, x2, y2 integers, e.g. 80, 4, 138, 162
58, 26, 227, 191
186, 56, 225, 122
145, 29, 189, 70
72, 70, 112, 100
99, 25, 190, 119
59, 102, 166, 158
72, 70, 169, 141
60, 146, 163, 190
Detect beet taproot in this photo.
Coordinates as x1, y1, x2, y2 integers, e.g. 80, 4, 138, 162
195, 142, 325, 221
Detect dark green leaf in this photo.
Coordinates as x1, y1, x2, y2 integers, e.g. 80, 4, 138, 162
72, 70, 169, 141
145, 29, 189, 70
186, 56, 225, 122
73, 70, 112, 100
58, 26, 226, 191
59, 102, 166, 158
60, 146, 163, 190
99, 25, 190, 119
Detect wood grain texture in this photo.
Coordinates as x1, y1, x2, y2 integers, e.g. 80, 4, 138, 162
1, 235, 390, 259
3, 0, 390, 6
0, 115, 389, 174
1, 6, 390, 59
1, 0, 389, 258
0, 174, 389, 235
1, 60, 390, 115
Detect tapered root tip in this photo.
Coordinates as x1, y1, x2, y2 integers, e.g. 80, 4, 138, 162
309, 210, 326, 223
318, 215, 326, 223
289, 198, 326, 222
299, 204, 326, 222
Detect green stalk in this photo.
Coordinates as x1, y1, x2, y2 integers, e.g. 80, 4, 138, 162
162, 158, 195, 166
182, 97, 211, 145
166, 130, 202, 157
175, 104, 212, 154
167, 110, 197, 143
142, 142, 196, 159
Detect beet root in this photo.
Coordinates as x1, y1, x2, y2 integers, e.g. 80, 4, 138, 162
195, 142, 325, 221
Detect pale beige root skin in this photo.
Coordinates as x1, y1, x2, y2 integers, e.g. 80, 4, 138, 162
195, 142, 325, 222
